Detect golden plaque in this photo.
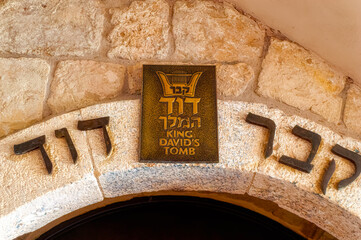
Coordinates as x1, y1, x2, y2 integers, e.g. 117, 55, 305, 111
140, 65, 218, 163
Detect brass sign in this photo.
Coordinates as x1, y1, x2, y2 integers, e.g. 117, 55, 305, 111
140, 65, 218, 163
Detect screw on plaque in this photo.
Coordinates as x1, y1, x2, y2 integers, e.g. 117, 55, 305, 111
14, 135, 53, 174
55, 128, 78, 163
321, 159, 336, 194
279, 125, 321, 173
331, 144, 361, 189
77, 117, 112, 155
245, 113, 276, 158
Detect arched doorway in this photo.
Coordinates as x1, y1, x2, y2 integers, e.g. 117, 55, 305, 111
38, 196, 304, 240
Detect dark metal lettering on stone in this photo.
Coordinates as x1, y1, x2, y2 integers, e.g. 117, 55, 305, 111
14, 135, 53, 174
331, 144, 361, 189
55, 128, 78, 163
279, 125, 321, 173
321, 159, 336, 194
245, 113, 276, 159
77, 117, 112, 155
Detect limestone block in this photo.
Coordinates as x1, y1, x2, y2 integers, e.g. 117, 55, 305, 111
257, 38, 346, 123
245, 105, 361, 239
173, 0, 265, 67
344, 85, 361, 137
108, 0, 171, 60
0, 0, 104, 57
253, 113, 360, 217
0, 58, 50, 137
127, 63, 143, 94
217, 63, 254, 97
47, 60, 126, 114
249, 175, 361, 240
80, 100, 261, 198
0, 111, 103, 239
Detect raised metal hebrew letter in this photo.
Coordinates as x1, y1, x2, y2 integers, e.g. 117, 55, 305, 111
14, 135, 53, 174
331, 144, 361, 189
78, 117, 112, 156
321, 159, 336, 194
279, 125, 321, 173
55, 128, 78, 163
246, 113, 276, 159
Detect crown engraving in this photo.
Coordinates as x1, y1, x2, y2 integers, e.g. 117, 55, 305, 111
156, 71, 202, 97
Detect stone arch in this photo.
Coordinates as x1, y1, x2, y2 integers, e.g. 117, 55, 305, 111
0, 0, 360, 240
0, 100, 360, 239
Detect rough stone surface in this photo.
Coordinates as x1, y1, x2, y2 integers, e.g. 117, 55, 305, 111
0, 174, 102, 240
0, 58, 50, 137
79, 100, 361, 240
249, 175, 361, 240
344, 85, 361, 137
80, 100, 260, 197
127, 62, 144, 94
47, 60, 126, 114
217, 63, 254, 97
257, 38, 346, 123
0, 111, 103, 239
243, 102, 361, 240
100, 166, 251, 197
173, 0, 265, 67
108, 0, 171, 60
238, 101, 361, 220
0, 0, 104, 57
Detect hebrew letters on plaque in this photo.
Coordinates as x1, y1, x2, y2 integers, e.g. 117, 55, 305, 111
140, 65, 218, 163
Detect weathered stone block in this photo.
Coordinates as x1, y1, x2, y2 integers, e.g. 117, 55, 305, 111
249, 175, 361, 240
245, 105, 361, 240
217, 63, 254, 97
344, 85, 361, 137
47, 60, 126, 114
127, 63, 143, 94
173, 0, 265, 67
0, 111, 103, 239
108, 0, 171, 60
0, 58, 50, 137
80, 100, 259, 198
257, 38, 346, 123
0, 0, 104, 57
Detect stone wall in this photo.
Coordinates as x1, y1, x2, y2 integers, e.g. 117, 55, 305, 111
0, 0, 360, 239
0, 0, 360, 140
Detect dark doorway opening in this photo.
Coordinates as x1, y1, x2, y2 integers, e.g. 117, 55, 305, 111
38, 196, 305, 240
